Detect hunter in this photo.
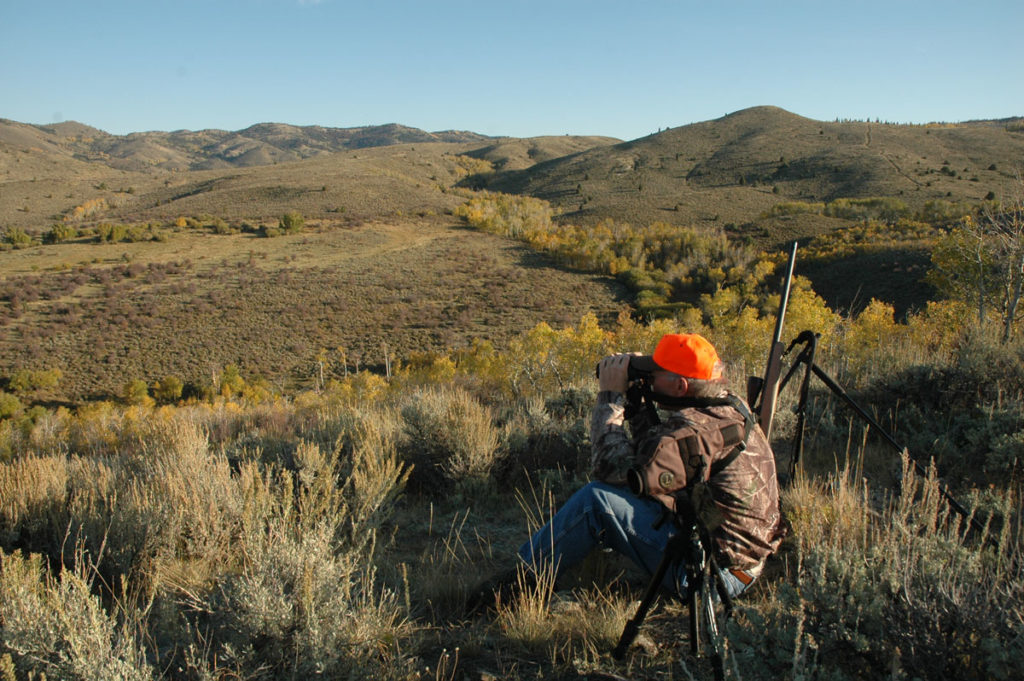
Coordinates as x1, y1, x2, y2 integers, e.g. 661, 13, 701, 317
472, 332, 786, 608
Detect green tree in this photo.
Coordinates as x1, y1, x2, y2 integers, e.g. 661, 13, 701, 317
0, 391, 23, 419
3, 227, 33, 249
218, 365, 246, 398
927, 194, 1024, 342
122, 379, 151, 406
44, 223, 78, 244
96, 223, 127, 243
153, 375, 184, 403
279, 212, 305, 234
8, 368, 62, 393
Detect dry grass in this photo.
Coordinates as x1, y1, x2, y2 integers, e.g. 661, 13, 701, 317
725, 449, 1024, 681
399, 386, 502, 495
0, 548, 153, 681
2, 376, 1022, 680
0, 408, 419, 680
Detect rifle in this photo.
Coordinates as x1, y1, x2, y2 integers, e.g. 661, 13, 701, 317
749, 247, 983, 534
748, 241, 798, 439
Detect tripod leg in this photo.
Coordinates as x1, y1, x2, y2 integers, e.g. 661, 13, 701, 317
613, 534, 684, 660
689, 584, 701, 656
702, 577, 727, 681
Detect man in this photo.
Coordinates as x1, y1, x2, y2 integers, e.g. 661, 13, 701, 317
473, 332, 785, 609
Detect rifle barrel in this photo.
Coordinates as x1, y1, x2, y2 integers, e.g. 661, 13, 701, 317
769, 242, 798, 354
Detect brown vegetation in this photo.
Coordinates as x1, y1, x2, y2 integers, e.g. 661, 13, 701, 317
0, 220, 627, 404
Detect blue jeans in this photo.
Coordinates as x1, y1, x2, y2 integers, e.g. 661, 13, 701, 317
517, 481, 750, 600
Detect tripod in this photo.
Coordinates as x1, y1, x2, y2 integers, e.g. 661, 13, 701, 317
779, 330, 982, 533
613, 492, 731, 681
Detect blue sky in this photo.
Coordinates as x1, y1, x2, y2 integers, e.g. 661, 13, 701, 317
2, 0, 1022, 140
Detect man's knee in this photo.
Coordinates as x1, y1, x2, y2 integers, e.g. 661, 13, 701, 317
580, 480, 629, 504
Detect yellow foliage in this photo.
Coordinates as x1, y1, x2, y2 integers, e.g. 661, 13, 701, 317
324, 371, 390, 406
698, 287, 743, 322
454, 193, 552, 238
905, 300, 971, 358
506, 313, 610, 398
840, 299, 902, 378
453, 155, 494, 177
64, 197, 108, 222
395, 352, 458, 385
713, 306, 775, 374
779, 277, 841, 347
450, 338, 506, 395
606, 311, 679, 354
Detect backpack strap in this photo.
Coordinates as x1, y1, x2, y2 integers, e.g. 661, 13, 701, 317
707, 395, 755, 479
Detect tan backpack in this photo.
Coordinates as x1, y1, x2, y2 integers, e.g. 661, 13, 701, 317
628, 396, 754, 519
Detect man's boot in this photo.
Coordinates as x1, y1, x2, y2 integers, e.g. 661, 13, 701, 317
465, 565, 539, 614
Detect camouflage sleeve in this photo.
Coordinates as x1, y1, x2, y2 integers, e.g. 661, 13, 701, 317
590, 391, 635, 485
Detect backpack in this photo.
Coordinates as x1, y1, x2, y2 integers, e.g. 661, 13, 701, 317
629, 396, 754, 520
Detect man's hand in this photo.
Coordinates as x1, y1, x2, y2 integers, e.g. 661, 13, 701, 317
597, 354, 633, 393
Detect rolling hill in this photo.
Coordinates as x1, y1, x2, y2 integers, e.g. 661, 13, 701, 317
4, 107, 1021, 244
0, 118, 493, 172
483, 106, 1024, 245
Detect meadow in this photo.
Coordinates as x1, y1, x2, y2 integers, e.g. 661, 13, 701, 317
0, 217, 626, 404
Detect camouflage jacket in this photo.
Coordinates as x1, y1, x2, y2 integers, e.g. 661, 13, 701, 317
591, 390, 786, 572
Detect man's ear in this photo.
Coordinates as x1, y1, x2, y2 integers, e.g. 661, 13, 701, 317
678, 376, 689, 396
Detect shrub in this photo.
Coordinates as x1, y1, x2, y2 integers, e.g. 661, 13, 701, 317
733, 458, 1023, 681
763, 201, 825, 217
152, 375, 183, 404
44, 223, 78, 244
824, 197, 909, 221
196, 438, 412, 679
399, 386, 501, 495
121, 379, 151, 407
96, 223, 127, 243
1, 414, 415, 679
278, 211, 305, 234
7, 368, 62, 394
123, 225, 150, 242
209, 217, 236, 234
0, 392, 23, 420
2, 227, 33, 249
501, 388, 594, 477
0, 549, 153, 680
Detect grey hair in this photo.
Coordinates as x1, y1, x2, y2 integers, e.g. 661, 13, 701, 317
686, 377, 729, 399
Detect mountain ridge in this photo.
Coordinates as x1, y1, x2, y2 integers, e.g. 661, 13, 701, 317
0, 118, 501, 172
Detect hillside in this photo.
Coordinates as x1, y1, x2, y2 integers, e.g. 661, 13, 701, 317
484, 106, 1024, 245
0, 220, 629, 404
0, 118, 617, 231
